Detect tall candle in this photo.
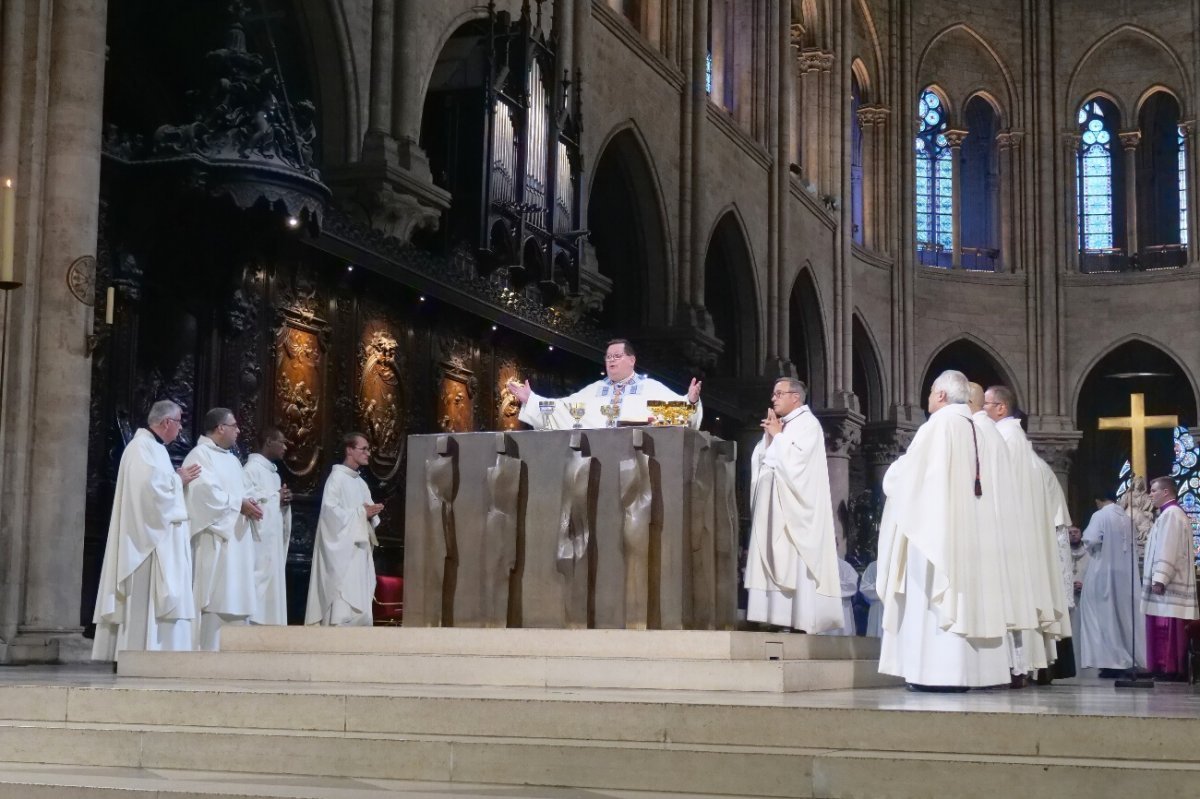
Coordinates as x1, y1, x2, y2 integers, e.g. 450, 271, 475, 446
0, 179, 14, 286
105, 286, 115, 325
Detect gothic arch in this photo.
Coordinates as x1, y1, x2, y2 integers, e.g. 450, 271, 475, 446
703, 206, 762, 377
1069, 334, 1200, 427
1134, 84, 1185, 119
1077, 90, 1128, 123
853, 0, 885, 99
851, 58, 872, 104
788, 266, 830, 408
295, 0, 359, 166
917, 25, 1017, 125
588, 123, 673, 332
919, 334, 1021, 408
852, 312, 885, 421
964, 90, 1006, 128
413, 8, 492, 138
921, 84, 955, 125
1067, 26, 1190, 120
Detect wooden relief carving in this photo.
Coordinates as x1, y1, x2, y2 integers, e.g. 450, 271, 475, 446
275, 323, 323, 477
496, 359, 523, 431
438, 363, 475, 433
358, 326, 405, 475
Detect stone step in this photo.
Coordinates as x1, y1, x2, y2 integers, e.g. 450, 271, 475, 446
217, 627, 882, 661
117, 649, 896, 692
2, 680, 1195, 764
0, 721, 1195, 799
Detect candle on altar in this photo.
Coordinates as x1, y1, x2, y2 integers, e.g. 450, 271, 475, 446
105, 286, 115, 325
0, 179, 14, 286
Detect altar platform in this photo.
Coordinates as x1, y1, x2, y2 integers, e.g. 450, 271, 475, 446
0, 628, 1198, 798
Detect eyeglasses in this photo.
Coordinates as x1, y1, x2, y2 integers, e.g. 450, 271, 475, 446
219, 421, 239, 429
604, 353, 628, 362
352, 445, 371, 452
982, 401, 1000, 407
166, 417, 182, 426
771, 391, 800, 398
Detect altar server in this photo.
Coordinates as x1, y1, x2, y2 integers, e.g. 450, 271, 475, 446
1141, 477, 1198, 680
744, 378, 843, 633
244, 428, 293, 625
878, 370, 1010, 689
92, 400, 199, 660
184, 408, 262, 650
507, 338, 702, 429
1078, 491, 1145, 674
305, 432, 383, 626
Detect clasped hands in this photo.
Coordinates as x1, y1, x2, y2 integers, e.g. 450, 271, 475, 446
761, 408, 783, 443
364, 502, 385, 518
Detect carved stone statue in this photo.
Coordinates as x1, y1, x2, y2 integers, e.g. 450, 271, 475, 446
557, 431, 593, 628
482, 433, 521, 627
620, 429, 654, 630
1120, 475, 1155, 559
424, 434, 458, 626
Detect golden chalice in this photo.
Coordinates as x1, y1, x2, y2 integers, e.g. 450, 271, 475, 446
567, 402, 587, 429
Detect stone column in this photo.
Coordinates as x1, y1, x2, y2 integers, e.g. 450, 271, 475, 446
687, 0, 710, 322
1062, 131, 1081, 271
943, 129, 968, 268
996, 130, 1020, 272
1119, 130, 1141, 259
817, 409, 864, 557
1181, 120, 1198, 259
367, 0, 394, 137
817, 51, 836, 195
861, 421, 916, 488
19, 0, 109, 662
798, 49, 825, 191
765, 0, 791, 373
1029, 431, 1082, 496
858, 106, 889, 251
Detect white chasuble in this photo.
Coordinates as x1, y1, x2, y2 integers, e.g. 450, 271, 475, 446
92, 429, 195, 660
305, 464, 379, 626
877, 403, 1010, 688
1078, 502, 1145, 670
243, 453, 292, 625
518, 374, 702, 430
1141, 505, 1199, 621
183, 436, 257, 650
745, 405, 843, 633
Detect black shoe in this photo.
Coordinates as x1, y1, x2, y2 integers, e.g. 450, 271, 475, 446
907, 683, 970, 693
1097, 668, 1123, 679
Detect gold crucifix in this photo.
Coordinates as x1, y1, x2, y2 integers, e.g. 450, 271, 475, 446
1097, 392, 1178, 478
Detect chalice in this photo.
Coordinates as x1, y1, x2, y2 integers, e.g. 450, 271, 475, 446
600, 402, 621, 428
567, 402, 587, 429
538, 400, 556, 428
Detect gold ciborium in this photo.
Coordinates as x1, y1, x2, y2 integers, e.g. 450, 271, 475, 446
600, 402, 621, 428
567, 401, 587, 429
648, 400, 694, 426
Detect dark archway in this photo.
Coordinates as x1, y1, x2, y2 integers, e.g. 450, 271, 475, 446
852, 315, 884, 421
1072, 340, 1198, 520
919, 337, 1015, 411
961, 95, 1000, 270
588, 128, 670, 333
704, 211, 760, 377
788, 268, 828, 408
1137, 91, 1186, 266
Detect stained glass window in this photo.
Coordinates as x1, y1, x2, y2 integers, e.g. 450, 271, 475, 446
1170, 427, 1200, 564
1179, 126, 1189, 248
915, 89, 952, 259
706, 51, 713, 95
1077, 101, 1114, 251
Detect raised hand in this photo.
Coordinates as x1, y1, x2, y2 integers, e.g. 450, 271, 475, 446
177, 463, 202, 486
507, 379, 532, 404
687, 378, 702, 404
280, 485, 293, 506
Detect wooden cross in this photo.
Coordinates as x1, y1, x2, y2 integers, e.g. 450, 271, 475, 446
1097, 392, 1178, 478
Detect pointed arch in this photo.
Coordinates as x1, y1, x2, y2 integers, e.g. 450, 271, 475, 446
917, 24, 1017, 125
1069, 334, 1200, 426
1067, 25, 1191, 119
852, 312, 885, 421
853, 0, 885, 101
703, 207, 762, 377
920, 334, 1021, 408
588, 122, 674, 332
296, 0, 359, 165
788, 265, 830, 408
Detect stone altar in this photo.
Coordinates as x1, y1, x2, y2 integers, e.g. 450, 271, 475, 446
403, 427, 738, 629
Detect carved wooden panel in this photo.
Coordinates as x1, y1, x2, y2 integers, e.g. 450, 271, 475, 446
495, 357, 523, 431
438, 365, 475, 433
275, 322, 324, 483
358, 323, 405, 476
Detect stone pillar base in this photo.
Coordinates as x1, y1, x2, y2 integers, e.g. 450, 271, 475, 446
0, 629, 90, 664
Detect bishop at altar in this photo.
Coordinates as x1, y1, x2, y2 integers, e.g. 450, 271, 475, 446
508, 338, 701, 429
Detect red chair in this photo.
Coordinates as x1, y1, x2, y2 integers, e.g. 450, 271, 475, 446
373, 575, 404, 625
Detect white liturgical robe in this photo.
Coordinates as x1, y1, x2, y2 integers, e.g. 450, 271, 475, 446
518, 374, 702, 430
1141, 504, 1199, 621
745, 405, 843, 633
817, 559, 860, 636
877, 403, 1010, 688
305, 464, 379, 626
243, 454, 292, 625
92, 429, 195, 660
183, 436, 257, 650
1078, 501, 1145, 670
859, 561, 883, 637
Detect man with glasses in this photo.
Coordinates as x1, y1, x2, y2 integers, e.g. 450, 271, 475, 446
183, 408, 263, 650
92, 400, 200, 659
305, 432, 384, 626
744, 378, 843, 633
244, 428, 293, 626
506, 338, 702, 429
1141, 476, 1198, 680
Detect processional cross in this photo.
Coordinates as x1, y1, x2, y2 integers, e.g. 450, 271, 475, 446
1097, 392, 1178, 478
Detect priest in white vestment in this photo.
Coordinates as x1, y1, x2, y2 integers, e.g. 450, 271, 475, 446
878, 370, 1010, 689
985, 385, 1067, 672
1078, 492, 1145, 674
508, 338, 703, 429
967, 383, 1042, 681
1141, 477, 1198, 680
183, 408, 262, 650
1039, 457, 1077, 679
745, 378, 843, 633
816, 558, 861, 636
92, 400, 200, 660
305, 432, 383, 626
243, 428, 293, 625
858, 561, 883, 637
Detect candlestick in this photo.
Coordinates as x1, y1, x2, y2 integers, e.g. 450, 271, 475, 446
0, 179, 16, 290
104, 286, 115, 325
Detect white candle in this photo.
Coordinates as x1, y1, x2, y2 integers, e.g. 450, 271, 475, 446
0, 179, 14, 285
105, 286, 114, 325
